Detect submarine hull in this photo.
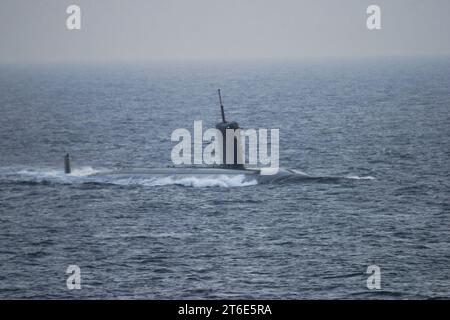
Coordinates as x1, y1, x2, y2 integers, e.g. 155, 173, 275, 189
90, 167, 297, 184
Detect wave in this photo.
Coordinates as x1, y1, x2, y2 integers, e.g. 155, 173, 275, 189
345, 175, 376, 180
287, 169, 375, 181
17, 166, 100, 178
0, 167, 257, 188
112, 174, 258, 188
290, 169, 309, 176
1, 166, 105, 186
0, 166, 374, 188
93, 232, 193, 240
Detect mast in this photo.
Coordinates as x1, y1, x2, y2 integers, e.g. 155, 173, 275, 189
218, 89, 226, 122
64, 153, 71, 174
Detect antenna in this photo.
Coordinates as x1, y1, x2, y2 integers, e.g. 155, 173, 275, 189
218, 89, 226, 122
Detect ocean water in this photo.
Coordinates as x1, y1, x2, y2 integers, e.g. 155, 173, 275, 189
0, 57, 449, 299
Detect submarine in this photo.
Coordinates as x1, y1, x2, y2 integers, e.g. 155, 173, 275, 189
63, 90, 302, 184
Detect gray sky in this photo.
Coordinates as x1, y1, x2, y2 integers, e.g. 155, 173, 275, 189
1, 0, 449, 63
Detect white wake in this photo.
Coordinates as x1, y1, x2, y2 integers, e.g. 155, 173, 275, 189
345, 175, 376, 180
112, 174, 258, 188
1, 167, 257, 188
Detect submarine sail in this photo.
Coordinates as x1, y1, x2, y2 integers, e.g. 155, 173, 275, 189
215, 89, 245, 169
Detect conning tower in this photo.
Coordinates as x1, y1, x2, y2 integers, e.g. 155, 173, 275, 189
215, 89, 244, 169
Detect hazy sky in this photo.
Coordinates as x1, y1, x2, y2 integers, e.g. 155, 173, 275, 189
1, 0, 449, 63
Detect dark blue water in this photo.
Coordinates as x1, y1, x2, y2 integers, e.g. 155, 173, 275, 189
0, 57, 449, 299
